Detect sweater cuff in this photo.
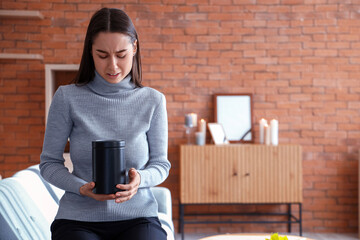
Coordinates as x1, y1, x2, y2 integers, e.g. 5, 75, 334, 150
70, 179, 88, 195
137, 170, 150, 188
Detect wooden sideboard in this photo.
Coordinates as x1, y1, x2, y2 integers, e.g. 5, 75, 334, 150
179, 144, 303, 239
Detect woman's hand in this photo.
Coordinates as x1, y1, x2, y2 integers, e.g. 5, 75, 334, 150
79, 182, 116, 201
114, 168, 140, 203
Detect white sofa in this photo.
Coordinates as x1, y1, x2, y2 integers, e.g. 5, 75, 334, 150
0, 165, 174, 240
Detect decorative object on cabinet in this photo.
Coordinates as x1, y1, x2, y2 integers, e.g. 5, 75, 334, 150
259, 118, 279, 146
184, 113, 197, 145
214, 94, 253, 143
207, 123, 229, 145
179, 144, 302, 240
195, 119, 207, 145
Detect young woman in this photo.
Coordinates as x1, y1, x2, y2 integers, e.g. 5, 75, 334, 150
40, 8, 170, 240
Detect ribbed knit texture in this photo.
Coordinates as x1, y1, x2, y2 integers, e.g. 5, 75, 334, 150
40, 71, 170, 222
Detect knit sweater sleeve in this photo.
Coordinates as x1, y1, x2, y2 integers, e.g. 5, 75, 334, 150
40, 87, 87, 195
137, 93, 170, 188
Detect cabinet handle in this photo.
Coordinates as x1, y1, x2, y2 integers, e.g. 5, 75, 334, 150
245, 173, 250, 177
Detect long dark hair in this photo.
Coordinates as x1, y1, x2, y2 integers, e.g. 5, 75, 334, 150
74, 8, 142, 87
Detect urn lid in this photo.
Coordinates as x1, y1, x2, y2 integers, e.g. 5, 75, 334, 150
92, 140, 125, 148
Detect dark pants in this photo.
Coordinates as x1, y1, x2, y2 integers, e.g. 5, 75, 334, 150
51, 217, 167, 240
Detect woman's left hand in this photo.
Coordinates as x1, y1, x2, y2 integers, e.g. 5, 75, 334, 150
114, 168, 140, 203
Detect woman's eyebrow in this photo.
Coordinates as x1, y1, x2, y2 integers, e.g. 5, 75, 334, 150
95, 49, 127, 54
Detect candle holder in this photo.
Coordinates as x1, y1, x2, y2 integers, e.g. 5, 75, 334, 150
185, 126, 193, 145
184, 113, 197, 145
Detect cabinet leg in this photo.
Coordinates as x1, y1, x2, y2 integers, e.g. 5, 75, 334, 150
288, 203, 291, 233
299, 203, 302, 236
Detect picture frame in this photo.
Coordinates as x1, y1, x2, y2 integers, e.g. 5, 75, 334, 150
207, 123, 230, 145
214, 93, 254, 143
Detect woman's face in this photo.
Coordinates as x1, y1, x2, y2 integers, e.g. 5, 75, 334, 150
91, 32, 136, 84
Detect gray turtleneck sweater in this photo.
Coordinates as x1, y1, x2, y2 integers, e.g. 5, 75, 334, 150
40, 72, 170, 221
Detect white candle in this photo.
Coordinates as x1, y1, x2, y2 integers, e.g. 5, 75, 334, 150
265, 124, 271, 145
259, 118, 267, 144
195, 131, 205, 146
185, 114, 193, 127
199, 119, 206, 133
191, 113, 197, 127
185, 113, 197, 128
198, 119, 206, 145
270, 119, 279, 146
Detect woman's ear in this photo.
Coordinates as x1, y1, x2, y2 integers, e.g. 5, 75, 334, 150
133, 40, 137, 56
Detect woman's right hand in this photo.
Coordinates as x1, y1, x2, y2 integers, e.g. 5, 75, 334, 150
79, 182, 116, 201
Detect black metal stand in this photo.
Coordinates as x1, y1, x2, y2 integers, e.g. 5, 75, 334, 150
179, 203, 302, 240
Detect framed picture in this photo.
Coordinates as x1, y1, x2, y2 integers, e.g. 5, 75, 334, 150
214, 94, 254, 143
208, 123, 230, 145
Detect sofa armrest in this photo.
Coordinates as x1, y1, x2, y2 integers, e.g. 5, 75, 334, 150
151, 186, 174, 236
151, 187, 172, 218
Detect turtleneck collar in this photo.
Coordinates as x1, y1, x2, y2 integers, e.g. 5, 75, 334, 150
87, 71, 135, 95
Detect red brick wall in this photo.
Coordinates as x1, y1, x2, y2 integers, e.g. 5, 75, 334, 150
1, 0, 360, 233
